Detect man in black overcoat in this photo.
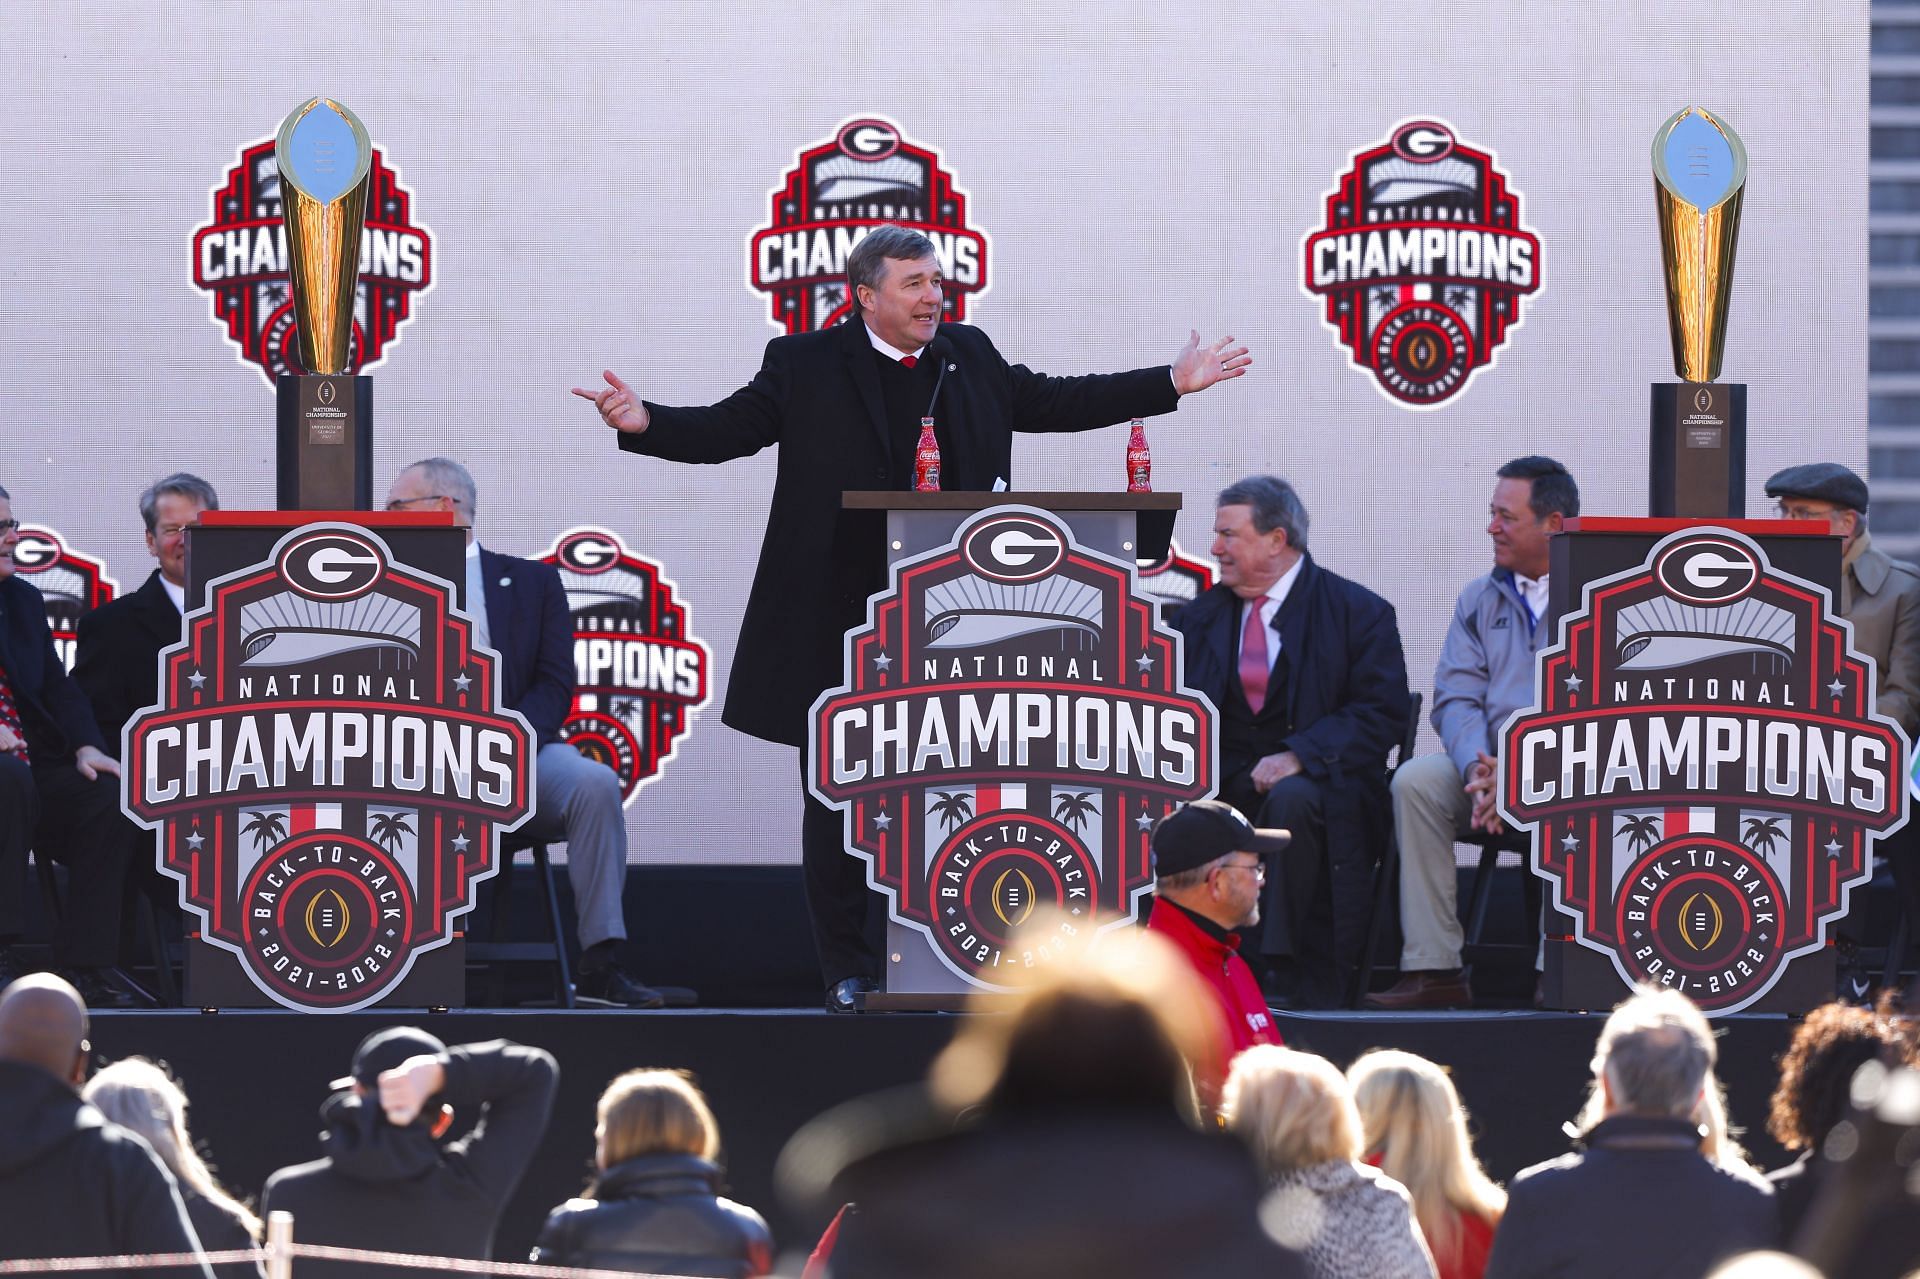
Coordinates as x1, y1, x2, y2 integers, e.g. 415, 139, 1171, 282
1172, 476, 1408, 1007
577, 224, 1251, 1009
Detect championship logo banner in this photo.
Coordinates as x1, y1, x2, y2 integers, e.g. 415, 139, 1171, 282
749, 116, 988, 333
1302, 119, 1541, 410
1498, 528, 1908, 1013
123, 525, 533, 1012
191, 137, 433, 386
537, 528, 711, 804
1135, 539, 1215, 623
809, 506, 1216, 987
14, 526, 117, 671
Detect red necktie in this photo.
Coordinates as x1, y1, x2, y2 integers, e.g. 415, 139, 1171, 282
900, 355, 918, 369
1239, 600, 1269, 715
0, 660, 28, 764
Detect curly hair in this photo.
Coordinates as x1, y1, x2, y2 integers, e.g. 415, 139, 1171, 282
1767, 998, 1915, 1152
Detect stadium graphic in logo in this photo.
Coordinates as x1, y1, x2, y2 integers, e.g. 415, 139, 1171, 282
537, 528, 711, 804
1135, 539, 1215, 624
809, 507, 1216, 987
13, 526, 117, 671
122, 525, 533, 1012
1302, 118, 1541, 409
749, 116, 989, 333
191, 138, 433, 386
1498, 528, 1908, 1014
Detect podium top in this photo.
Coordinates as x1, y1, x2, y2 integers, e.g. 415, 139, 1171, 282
841, 490, 1181, 512
1562, 516, 1822, 536
198, 511, 459, 528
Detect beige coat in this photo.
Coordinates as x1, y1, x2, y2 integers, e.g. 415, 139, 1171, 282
1843, 531, 1920, 737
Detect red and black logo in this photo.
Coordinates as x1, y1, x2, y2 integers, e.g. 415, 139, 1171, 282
14, 526, 118, 671
1135, 539, 1216, 624
191, 138, 433, 385
1302, 118, 1541, 409
749, 116, 988, 333
809, 507, 1215, 986
1498, 528, 1908, 1013
122, 525, 533, 1012
537, 528, 711, 805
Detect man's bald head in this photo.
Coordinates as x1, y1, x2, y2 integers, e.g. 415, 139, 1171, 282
0, 974, 89, 1086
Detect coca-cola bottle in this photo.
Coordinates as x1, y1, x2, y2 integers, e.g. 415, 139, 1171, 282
913, 417, 942, 492
1125, 418, 1151, 492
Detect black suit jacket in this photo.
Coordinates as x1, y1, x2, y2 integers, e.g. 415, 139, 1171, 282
0, 574, 106, 764
73, 569, 182, 753
477, 547, 574, 748
622, 319, 1180, 745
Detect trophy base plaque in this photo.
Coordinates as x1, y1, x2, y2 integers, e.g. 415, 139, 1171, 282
276, 374, 373, 510
1649, 381, 1746, 518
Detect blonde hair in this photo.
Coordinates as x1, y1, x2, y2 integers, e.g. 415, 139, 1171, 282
84, 1058, 261, 1241
1348, 1050, 1505, 1261
1221, 1046, 1361, 1175
595, 1069, 721, 1171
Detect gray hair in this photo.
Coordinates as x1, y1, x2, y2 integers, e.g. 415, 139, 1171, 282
1156, 856, 1228, 893
138, 473, 219, 535
400, 457, 478, 516
1592, 986, 1716, 1120
846, 224, 937, 319
1217, 475, 1309, 553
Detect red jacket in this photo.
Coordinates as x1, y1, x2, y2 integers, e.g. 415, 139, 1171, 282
1145, 898, 1282, 1108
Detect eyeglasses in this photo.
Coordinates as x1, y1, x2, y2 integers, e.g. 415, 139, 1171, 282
154, 523, 194, 538
386, 494, 452, 511
0, 520, 18, 536
1217, 859, 1266, 880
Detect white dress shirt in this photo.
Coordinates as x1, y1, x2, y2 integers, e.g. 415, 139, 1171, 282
160, 575, 185, 615
1514, 572, 1549, 626
1234, 555, 1305, 675
464, 543, 492, 650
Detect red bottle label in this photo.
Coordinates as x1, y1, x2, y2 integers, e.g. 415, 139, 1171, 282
914, 421, 942, 492
1126, 423, 1151, 493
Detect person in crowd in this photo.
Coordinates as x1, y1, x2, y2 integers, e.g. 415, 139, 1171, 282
1171, 476, 1410, 1007
260, 1027, 558, 1279
73, 472, 218, 748
386, 458, 660, 1007
0, 483, 143, 1006
1223, 1044, 1436, 1279
778, 921, 1307, 1277
1484, 986, 1775, 1279
1366, 456, 1579, 1011
85, 1057, 263, 1279
531, 1068, 771, 1276
0, 973, 210, 1276
577, 223, 1251, 1012
1764, 999, 1916, 1243
1348, 1049, 1504, 1279
1144, 798, 1285, 1111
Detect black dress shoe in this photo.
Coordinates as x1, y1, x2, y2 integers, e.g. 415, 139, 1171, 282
574, 962, 666, 1009
826, 976, 878, 1014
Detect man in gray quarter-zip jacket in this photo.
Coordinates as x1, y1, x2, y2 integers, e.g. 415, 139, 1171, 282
1364, 457, 1578, 1011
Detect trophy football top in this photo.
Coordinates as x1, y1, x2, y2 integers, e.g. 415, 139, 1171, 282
275, 98, 372, 203
1652, 106, 1747, 213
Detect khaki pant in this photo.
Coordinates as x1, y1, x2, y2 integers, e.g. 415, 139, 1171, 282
1389, 752, 1476, 971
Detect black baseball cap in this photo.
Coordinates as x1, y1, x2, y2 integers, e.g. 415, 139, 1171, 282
329, 1025, 447, 1091
1150, 800, 1290, 877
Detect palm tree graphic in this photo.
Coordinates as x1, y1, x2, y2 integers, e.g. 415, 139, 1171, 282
369, 811, 414, 854
1742, 816, 1788, 859
929, 791, 974, 832
1616, 813, 1660, 855
1053, 792, 1098, 833
242, 810, 288, 853
610, 698, 637, 720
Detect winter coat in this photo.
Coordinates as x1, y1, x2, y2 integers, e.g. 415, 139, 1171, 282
1260, 1158, 1436, 1279
531, 1152, 772, 1276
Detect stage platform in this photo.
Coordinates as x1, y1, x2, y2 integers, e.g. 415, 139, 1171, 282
86, 1006, 1799, 1264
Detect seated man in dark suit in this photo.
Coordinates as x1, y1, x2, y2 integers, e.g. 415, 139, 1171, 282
1171, 476, 1409, 1007
386, 458, 661, 1008
0, 484, 142, 1006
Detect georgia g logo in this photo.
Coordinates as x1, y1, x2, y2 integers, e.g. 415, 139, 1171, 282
278, 530, 385, 600
13, 526, 117, 672
1654, 535, 1759, 605
962, 514, 1066, 583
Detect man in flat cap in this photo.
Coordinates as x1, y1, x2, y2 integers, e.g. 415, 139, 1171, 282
1145, 800, 1287, 1109
1768, 461, 1920, 993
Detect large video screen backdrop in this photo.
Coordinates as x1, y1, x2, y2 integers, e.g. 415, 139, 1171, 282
0, 2, 1866, 864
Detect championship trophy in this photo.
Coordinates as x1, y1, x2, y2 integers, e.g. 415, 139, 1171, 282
274, 98, 375, 509
1649, 106, 1748, 517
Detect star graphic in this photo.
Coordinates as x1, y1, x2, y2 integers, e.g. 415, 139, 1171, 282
1135, 812, 1155, 832
1071, 907, 1083, 916
1561, 831, 1581, 852
188, 670, 207, 690
872, 811, 893, 831
453, 671, 472, 693
946, 907, 956, 917
1563, 672, 1584, 693
872, 652, 893, 672
451, 833, 470, 853
1827, 677, 1846, 698
1134, 653, 1155, 672
185, 831, 205, 851
1824, 837, 1843, 857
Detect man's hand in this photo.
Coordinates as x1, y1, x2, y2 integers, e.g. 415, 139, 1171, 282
1464, 751, 1502, 834
1170, 331, 1253, 396
74, 745, 119, 783
1251, 750, 1303, 793
0, 724, 22, 755
571, 369, 650, 435
378, 1054, 447, 1127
